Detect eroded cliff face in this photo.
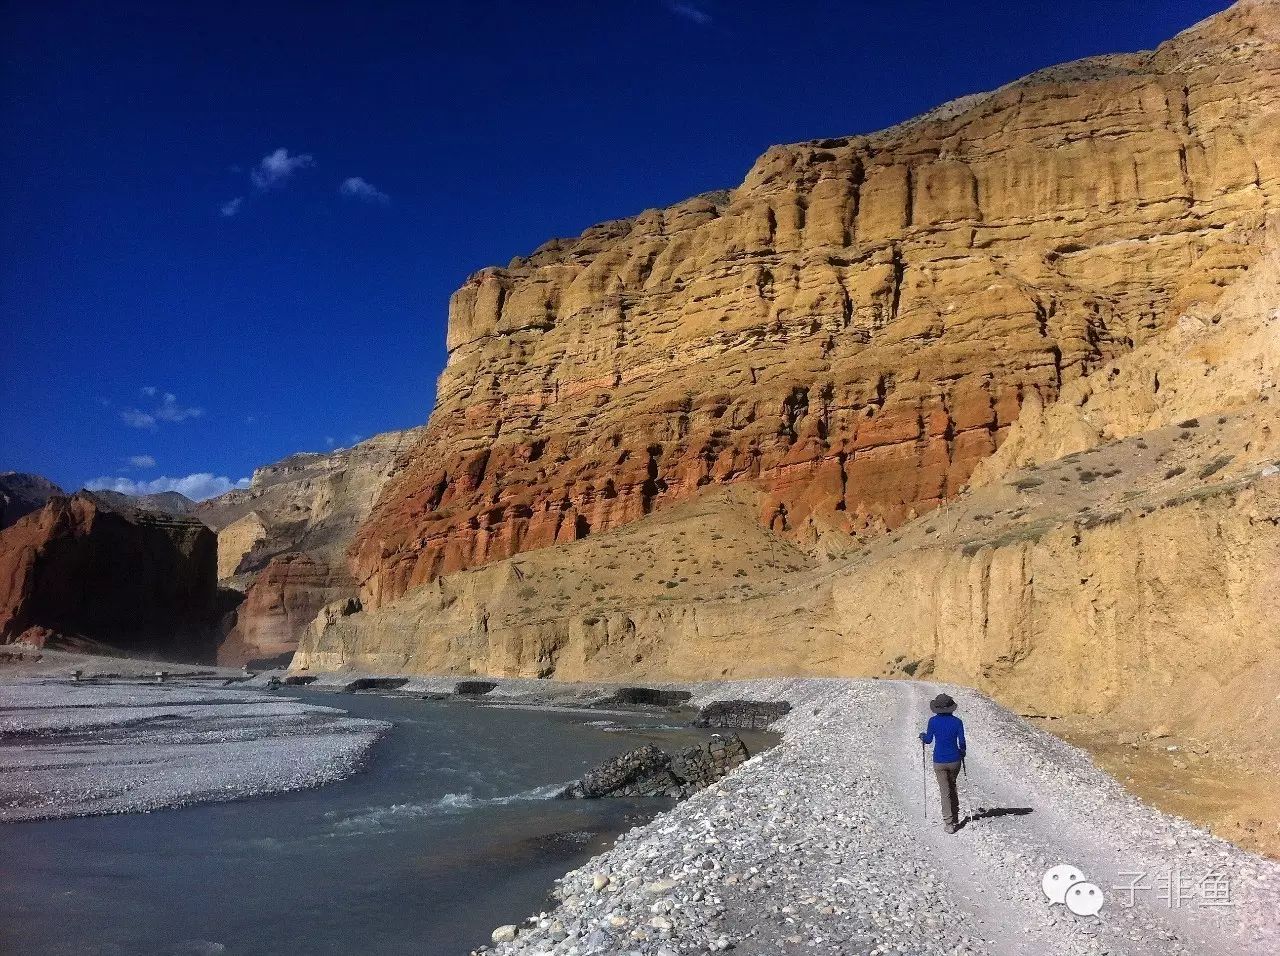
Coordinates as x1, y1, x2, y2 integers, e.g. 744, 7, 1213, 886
196, 427, 424, 666
298, 179, 1280, 758
298, 416, 1280, 749
214, 553, 354, 667
352, 0, 1280, 609
0, 493, 219, 660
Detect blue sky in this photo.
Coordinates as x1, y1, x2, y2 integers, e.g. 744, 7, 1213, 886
0, 0, 1229, 499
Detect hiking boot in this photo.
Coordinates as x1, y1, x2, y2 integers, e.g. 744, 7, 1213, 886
944, 823, 958, 834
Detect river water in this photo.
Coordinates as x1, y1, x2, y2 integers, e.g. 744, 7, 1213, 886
0, 690, 770, 956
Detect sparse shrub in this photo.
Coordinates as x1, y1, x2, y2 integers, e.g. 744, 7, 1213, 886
1078, 470, 1100, 483
1178, 431, 1192, 441
1198, 455, 1233, 479
665, 581, 679, 589
1013, 476, 1043, 491
902, 660, 920, 676
1080, 511, 1124, 530
1178, 418, 1200, 428
517, 585, 537, 599
1164, 466, 1186, 479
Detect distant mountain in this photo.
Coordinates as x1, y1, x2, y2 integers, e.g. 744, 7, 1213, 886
194, 426, 425, 667
86, 488, 197, 516
0, 472, 64, 530
0, 491, 219, 661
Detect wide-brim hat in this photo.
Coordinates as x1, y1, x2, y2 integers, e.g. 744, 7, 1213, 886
929, 693, 957, 714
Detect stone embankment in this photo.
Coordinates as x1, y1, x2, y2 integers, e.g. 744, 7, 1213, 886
480, 677, 1280, 956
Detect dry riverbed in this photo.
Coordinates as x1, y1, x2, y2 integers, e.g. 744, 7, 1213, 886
0, 678, 386, 820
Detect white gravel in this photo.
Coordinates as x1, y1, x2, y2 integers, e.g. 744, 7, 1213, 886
0, 678, 387, 821
480, 678, 1280, 956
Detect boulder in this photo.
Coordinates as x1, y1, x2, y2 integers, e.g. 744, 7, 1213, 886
564, 735, 750, 799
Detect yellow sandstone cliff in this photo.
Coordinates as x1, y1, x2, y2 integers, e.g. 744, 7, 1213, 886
297, 3, 1280, 782
351, 0, 1280, 610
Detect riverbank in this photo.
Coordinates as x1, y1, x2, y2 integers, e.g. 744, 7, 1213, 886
5, 650, 1279, 953
480, 678, 1280, 956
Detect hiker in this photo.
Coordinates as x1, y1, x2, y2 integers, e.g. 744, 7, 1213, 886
920, 693, 966, 833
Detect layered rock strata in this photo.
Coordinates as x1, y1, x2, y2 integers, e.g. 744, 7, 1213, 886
297, 235, 1280, 766
353, 0, 1280, 609
196, 427, 423, 665
0, 492, 219, 660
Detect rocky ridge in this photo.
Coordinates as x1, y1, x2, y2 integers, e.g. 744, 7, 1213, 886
0, 472, 63, 530
353, 0, 1280, 609
0, 492, 220, 661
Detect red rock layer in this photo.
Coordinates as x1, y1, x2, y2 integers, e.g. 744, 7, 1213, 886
353, 0, 1280, 609
0, 493, 219, 661
217, 553, 354, 667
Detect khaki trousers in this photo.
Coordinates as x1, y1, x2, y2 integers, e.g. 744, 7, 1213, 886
934, 760, 962, 826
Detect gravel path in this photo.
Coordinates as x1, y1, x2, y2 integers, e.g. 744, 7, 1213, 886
0, 678, 387, 821
482, 678, 1279, 956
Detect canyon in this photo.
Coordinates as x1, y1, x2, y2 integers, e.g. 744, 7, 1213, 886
194, 427, 424, 666
287, 1, 1280, 848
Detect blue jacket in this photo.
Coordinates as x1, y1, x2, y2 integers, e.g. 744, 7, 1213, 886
920, 714, 967, 763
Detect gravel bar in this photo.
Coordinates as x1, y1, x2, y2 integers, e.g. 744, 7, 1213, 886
0, 678, 387, 821
482, 678, 1279, 956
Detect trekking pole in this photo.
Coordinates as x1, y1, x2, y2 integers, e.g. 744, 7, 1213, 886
920, 741, 927, 822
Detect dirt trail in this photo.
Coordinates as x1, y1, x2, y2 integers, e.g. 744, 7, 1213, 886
486, 677, 1280, 955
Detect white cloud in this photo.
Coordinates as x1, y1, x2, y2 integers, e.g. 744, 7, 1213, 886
668, 1, 712, 24
120, 408, 157, 430
220, 197, 244, 217
85, 473, 251, 502
154, 392, 202, 423
119, 390, 202, 429
350, 433, 364, 444
127, 454, 157, 469
339, 176, 390, 204
252, 147, 314, 190
325, 435, 335, 447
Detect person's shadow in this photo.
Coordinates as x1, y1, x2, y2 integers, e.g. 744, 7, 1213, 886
958, 807, 1034, 830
